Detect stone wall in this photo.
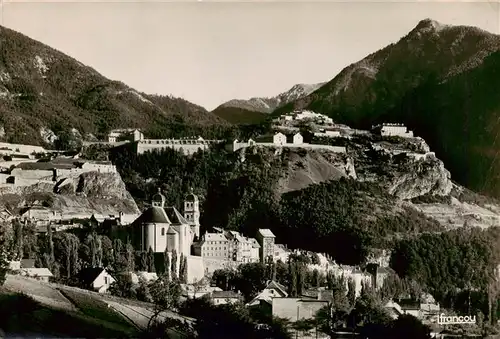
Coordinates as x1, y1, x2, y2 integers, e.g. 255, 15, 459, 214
272, 298, 328, 321
229, 141, 346, 153
186, 255, 205, 284
10, 168, 54, 180
202, 258, 239, 276
136, 139, 221, 155
0, 142, 46, 155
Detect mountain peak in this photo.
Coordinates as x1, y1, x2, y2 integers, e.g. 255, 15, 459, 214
412, 18, 450, 34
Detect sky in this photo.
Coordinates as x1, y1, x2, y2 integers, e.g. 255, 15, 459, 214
1, 0, 499, 110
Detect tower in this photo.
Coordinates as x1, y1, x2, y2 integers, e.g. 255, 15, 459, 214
184, 188, 200, 239
256, 229, 276, 263
142, 188, 168, 252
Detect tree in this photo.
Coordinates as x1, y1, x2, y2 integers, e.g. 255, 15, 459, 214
180, 254, 188, 283
147, 247, 155, 273
163, 249, 171, 280
125, 241, 135, 272
0, 222, 13, 286
100, 235, 114, 268
387, 314, 431, 339
140, 251, 148, 271
347, 278, 356, 306
109, 272, 136, 299
170, 249, 177, 280
147, 276, 182, 331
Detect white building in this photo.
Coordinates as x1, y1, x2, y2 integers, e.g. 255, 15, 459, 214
373, 123, 414, 138
132, 189, 199, 257
273, 132, 287, 146
78, 267, 116, 293
292, 133, 303, 145
20, 268, 54, 283
193, 229, 260, 263
108, 128, 144, 143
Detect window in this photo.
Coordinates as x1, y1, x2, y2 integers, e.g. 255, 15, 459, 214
161, 228, 165, 236
104, 276, 109, 284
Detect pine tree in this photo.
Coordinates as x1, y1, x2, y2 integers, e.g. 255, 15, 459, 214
347, 278, 356, 306
164, 250, 171, 280
140, 251, 148, 271
180, 255, 188, 283
171, 249, 178, 280
147, 247, 155, 272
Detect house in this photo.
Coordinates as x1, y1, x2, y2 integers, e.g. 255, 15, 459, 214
273, 132, 287, 146
396, 299, 421, 318
384, 300, 403, 320
247, 280, 288, 314
20, 268, 53, 282
301, 287, 334, 302
292, 133, 303, 145
210, 291, 243, 305
272, 297, 328, 321
78, 267, 116, 293
181, 284, 222, 299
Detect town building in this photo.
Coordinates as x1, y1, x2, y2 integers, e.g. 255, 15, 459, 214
247, 280, 288, 313
193, 229, 260, 264
372, 123, 414, 138
135, 136, 222, 155
108, 129, 144, 143
78, 267, 116, 293
210, 291, 243, 305
20, 267, 54, 282
227, 132, 346, 153
272, 297, 328, 321
256, 229, 276, 263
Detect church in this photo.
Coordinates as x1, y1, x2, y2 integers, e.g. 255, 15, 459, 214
131, 188, 201, 257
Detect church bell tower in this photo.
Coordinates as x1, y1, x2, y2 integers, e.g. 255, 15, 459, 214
183, 188, 200, 239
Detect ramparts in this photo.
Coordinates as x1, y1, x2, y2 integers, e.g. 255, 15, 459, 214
229, 140, 346, 153
136, 137, 222, 155
0, 142, 46, 155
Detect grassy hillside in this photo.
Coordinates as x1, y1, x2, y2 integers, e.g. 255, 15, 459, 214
0, 291, 138, 337
0, 25, 228, 145
273, 19, 500, 198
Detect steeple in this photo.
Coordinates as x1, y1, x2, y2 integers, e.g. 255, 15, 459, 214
183, 188, 200, 238
152, 187, 166, 208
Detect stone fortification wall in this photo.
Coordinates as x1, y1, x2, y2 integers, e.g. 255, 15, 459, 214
0, 142, 46, 155
136, 139, 221, 155
230, 141, 347, 153
186, 255, 205, 284
202, 258, 239, 276
10, 169, 54, 181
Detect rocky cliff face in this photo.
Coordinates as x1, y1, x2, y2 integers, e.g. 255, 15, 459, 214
234, 131, 500, 229
0, 171, 139, 218
347, 137, 452, 200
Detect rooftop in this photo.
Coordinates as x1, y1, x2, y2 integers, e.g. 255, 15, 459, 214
258, 229, 275, 238
212, 291, 241, 299
22, 267, 53, 277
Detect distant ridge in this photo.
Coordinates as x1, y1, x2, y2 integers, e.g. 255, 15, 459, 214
0, 25, 227, 146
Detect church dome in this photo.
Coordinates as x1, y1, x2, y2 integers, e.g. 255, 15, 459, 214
185, 187, 199, 202
152, 188, 166, 207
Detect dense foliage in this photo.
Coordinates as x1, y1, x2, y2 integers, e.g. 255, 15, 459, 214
391, 227, 500, 318
111, 146, 442, 265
